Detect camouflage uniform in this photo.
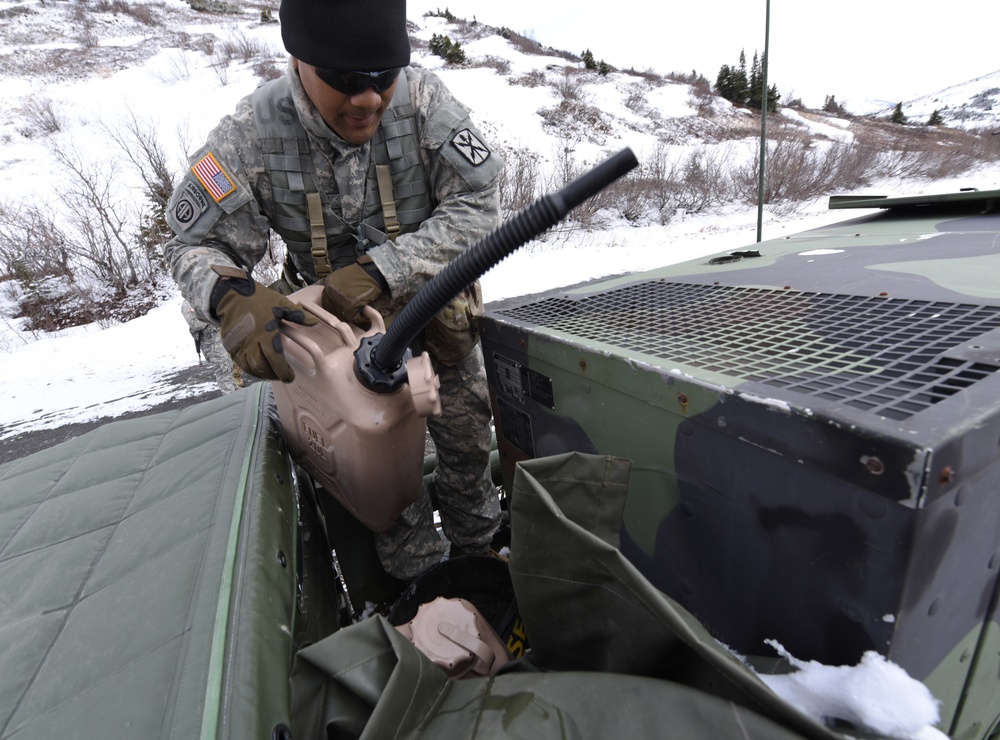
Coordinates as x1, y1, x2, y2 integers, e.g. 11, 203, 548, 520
164, 63, 504, 579
180, 300, 239, 395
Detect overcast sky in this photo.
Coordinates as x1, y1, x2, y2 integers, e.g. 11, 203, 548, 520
409, 0, 999, 110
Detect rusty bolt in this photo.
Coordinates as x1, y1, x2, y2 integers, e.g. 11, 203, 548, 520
939, 466, 956, 484
862, 455, 885, 475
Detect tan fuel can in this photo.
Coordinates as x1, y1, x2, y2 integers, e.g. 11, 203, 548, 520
270, 285, 441, 532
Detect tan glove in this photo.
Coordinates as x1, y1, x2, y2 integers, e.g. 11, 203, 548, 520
320, 255, 387, 327
210, 265, 317, 382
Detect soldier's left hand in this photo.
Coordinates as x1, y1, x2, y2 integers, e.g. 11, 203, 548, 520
321, 255, 387, 326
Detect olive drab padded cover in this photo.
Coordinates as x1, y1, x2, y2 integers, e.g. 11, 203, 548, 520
0, 386, 337, 740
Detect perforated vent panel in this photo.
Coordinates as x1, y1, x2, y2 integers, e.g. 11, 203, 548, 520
496, 281, 1000, 420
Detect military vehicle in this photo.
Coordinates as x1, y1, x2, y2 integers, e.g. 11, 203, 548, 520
2, 151, 998, 739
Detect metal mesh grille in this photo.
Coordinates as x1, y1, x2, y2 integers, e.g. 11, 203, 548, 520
496, 281, 1000, 421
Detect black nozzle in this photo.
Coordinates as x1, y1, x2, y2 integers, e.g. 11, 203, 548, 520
355, 147, 639, 392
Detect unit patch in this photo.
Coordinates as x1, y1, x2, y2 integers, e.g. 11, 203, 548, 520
171, 182, 209, 231
192, 152, 236, 202
451, 129, 490, 166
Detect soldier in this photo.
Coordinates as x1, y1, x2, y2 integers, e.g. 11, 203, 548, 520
163, 0, 504, 580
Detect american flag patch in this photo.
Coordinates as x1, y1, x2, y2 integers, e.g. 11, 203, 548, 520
192, 152, 236, 202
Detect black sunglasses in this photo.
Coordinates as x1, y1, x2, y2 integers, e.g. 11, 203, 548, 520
314, 68, 401, 95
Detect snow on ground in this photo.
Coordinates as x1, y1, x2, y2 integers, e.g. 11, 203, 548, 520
0, 294, 212, 439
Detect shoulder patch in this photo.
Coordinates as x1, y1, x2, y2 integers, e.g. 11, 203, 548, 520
451, 129, 491, 166
192, 152, 237, 202
170, 182, 209, 232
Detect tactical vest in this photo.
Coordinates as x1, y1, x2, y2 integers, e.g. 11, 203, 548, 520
251, 74, 433, 283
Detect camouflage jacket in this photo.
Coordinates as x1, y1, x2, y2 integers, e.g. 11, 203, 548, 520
163, 63, 504, 322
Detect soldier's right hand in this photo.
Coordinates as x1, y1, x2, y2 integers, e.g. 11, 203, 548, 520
210, 265, 317, 382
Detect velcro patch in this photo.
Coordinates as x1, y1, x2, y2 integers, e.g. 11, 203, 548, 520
451, 129, 491, 166
192, 152, 236, 202
171, 182, 208, 231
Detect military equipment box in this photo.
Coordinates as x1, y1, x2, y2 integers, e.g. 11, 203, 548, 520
480, 190, 1000, 738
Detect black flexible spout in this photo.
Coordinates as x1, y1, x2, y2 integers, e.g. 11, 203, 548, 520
354, 147, 639, 392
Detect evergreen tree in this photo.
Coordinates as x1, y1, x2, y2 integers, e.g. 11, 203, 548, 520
734, 50, 779, 112
735, 50, 749, 104
581, 49, 597, 70
748, 51, 761, 109
597, 59, 612, 76
766, 83, 781, 113
823, 95, 845, 115
715, 64, 735, 102
715, 50, 751, 106
891, 102, 907, 124
927, 109, 944, 126
429, 33, 465, 64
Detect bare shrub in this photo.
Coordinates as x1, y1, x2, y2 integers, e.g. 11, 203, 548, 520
101, 108, 175, 274
187, 0, 241, 13
539, 101, 613, 144
0, 203, 74, 283
253, 58, 284, 83
212, 29, 279, 84
509, 69, 545, 88
554, 69, 587, 104
123, 2, 161, 25
968, 130, 1000, 161
16, 275, 109, 331
0, 6, 34, 19
19, 97, 62, 136
220, 29, 276, 64
672, 146, 733, 211
624, 68, 663, 85
825, 140, 875, 187
189, 33, 216, 56
624, 84, 647, 114
600, 169, 653, 222
76, 20, 100, 49
155, 50, 193, 83
469, 56, 511, 75
731, 127, 838, 207
497, 28, 547, 57
52, 142, 151, 290
624, 144, 733, 218
211, 48, 231, 85
0, 112, 179, 330
497, 147, 542, 216
90, 0, 162, 25
641, 142, 680, 219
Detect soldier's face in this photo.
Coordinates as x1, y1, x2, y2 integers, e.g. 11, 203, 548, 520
295, 60, 398, 145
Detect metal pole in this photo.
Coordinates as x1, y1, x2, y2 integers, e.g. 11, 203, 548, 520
756, 0, 771, 242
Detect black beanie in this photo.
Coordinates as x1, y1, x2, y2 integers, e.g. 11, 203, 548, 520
279, 0, 410, 71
